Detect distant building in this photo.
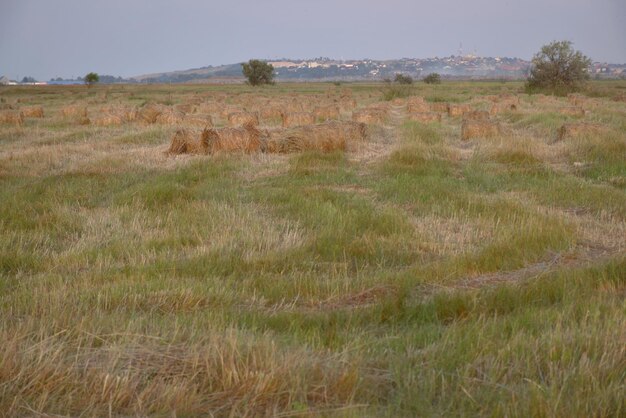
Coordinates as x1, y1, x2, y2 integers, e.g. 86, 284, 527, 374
0, 76, 10, 85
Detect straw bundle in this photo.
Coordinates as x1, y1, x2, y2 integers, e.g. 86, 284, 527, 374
430, 102, 449, 113
0, 111, 24, 126
203, 123, 263, 154
448, 104, 472, 117
228, 112, 259, 127
557, 123, 605, 141
461, 120, 501, 140
266, 121, 367, 153
408, 112, 442, 123
558, 106, 585, 117
352, 109, 387, 125
281, 112, 315, 128
61, 105, 88, 118
314, 105, 340, 121
21, 106, 44, 118
463, 110, 490, 121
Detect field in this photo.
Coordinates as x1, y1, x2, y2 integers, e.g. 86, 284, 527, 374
0, 81, 625, 417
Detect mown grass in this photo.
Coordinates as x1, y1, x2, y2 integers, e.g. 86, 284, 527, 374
0, 81, 625, 416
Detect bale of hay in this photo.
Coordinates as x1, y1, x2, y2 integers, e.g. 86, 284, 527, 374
259, 105, 285, 122
21, 105, 44, 118
0, 110, 25, 126
556, 123, 606, 141
461, 120, 501, 141
183, 114, 213, 127
282, 112, 315, 127
203, 123, 263, 154
61, 105, 88, 118
93, 114, 123, 126
228, 112, 259, 127
408, 112, 442, 123
352, 109, 387, 125
138, 103, 165, 124
430, 102, 449, 113
558, 106, 585, 117
447, 104, 472, 117
266, 121, 367, 153
175, 103, 196, 114
155, 108, 184, 125
167, 129, 206, 155
314, 105, 340, 121
463, 110, 490, 121
407, 101, 430, 113
220, 105, 242, 119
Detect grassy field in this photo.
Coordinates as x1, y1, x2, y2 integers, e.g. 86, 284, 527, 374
0, 81, 625, 417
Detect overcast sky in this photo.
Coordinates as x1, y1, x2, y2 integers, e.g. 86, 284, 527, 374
1, 0, 624, 80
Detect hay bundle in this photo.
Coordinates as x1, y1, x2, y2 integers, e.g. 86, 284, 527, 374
175, 103, 196, 114
408, 112, 442, 123
228, 112, 259, 127
220, 105, 242, 119
612, 93, 626, 103
259, 105, 285, 121
93, 114, 123, 126
138, 103, 165, 124
430, 102, 449, 113
339, 98, 357, 111
194, 102, 222, 115
391, 98, 406, 106
557, 123, 606, 141
156, 108, 184, 125
282, 112, 315, 127
314, 105, 340, 121
0, 110, 25, 126
183, 114, 213, 127
447, 104, 472, 117
61, 105, 88, 118
266, 121, 367, 153
352, 109, 387, 125
167, 129, 207, 155
407, 101, 430, 113
461, 120, 501, 141
407, 96, 426, 106
463, 110, 490, 121
497, 93, 520, 104
21, 106, 44, 118
558, 106, 585, 117
203, 123, 263, 154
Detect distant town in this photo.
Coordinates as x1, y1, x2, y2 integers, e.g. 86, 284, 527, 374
2, 55, 625, 85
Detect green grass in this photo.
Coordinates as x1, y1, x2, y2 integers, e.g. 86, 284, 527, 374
1, 81, 625, 416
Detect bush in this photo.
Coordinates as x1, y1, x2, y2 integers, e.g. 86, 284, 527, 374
84, 72, 99, 86
394, 74, 413, 85
526, 40, 591, 95
241, 60, 275, 86
423, 73, 441, 84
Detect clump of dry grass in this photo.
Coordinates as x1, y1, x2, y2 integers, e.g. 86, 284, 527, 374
490, 102, 517, 115
352, 109, 387, 125
267, 121, 367, 153
407, 101, 430, 113
138, 103, 165, 124
430, 102, 449, 113
557, 123, 606, 141
156, 108, 184, 125
447, 104, 472, 117
0, 110, 25, 126
183, 114, 213, 127
167, 128, 207, 155
228, 112, 259, 127
463, 110, 490, 121
61, 105, 88, 118
281, 112, 315, 128
461, 120, 501, 140
314, 105, 340, 121
259, 105, 285, 122
203, 123, 264, 154
175, 103, 196, 114
92, 114, 123, 127
21, 105, 44, 118
408, 112, 442, 123
558, 106, 585, 117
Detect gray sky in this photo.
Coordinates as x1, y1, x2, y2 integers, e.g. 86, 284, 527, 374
1, 0, 624, 80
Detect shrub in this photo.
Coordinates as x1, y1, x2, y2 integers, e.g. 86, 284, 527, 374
423, 73, 441, 84
394, 74, 413, 85
241, 60, 275, 86
84, 72, 99, 86
526, 40, 591, 95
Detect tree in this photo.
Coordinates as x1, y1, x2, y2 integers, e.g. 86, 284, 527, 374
21, 76, 36, 83
84, 72, 99, 86
394, 73, 413, 85
526, 41, 591, 94
423, 73, 441, 84
241, 60, 275, 86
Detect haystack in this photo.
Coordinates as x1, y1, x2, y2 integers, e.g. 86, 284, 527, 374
352, 109, 387, 125
461, 120, 501, 141
463, 110, 490, 121
407, 101, 430, 113
175, 103, 196, 114
21, 106, 44, 118
167, 129, 207, 155
93, 114, 123, 126
556, 123, 605, 141
266, 121, 367, 153
339, 98, 357, 111
183, 114, 213, 128
228, 112, 259, 127
259, 105, 285, 122
447, 104, 472, 117
61, 105, 88, 118
408, 112, 442, 123
138, 103, 165, 124
155, 108, 184, 125
314, 105, 340, 121
203, 123, 263, 154
489, 102, 517, 115
282, 112, 315, 127
558, 106, 585, 117
0, 110, 24, 126
430, 102, 449, 113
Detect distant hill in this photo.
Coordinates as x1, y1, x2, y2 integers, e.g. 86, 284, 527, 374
129, 56, 625, 84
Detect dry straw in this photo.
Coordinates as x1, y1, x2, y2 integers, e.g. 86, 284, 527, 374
461, 120, 501, 140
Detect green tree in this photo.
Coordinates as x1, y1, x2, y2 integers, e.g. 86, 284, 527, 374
423, 73, 441, 84
241, 60, 275, 86
394, 73, 413, 85
84, 72, 99, 86
526, 41, 591, 95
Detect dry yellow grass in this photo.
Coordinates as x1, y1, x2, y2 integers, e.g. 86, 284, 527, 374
352, 108, 387, 125
556, 122, 606, 141
266, 121, 367, 153
447, 104, 472, 117
61, 105, 88, 118
461, 120, 501, 140
430, 102, 449, 113
558, 106, 586, 117
407, 112, 442, 123
313, 105, 340, 121
0, 110, 25, 126
21, 105, 44, 118
281, 111, 315, 127
228, 111, 259, 127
